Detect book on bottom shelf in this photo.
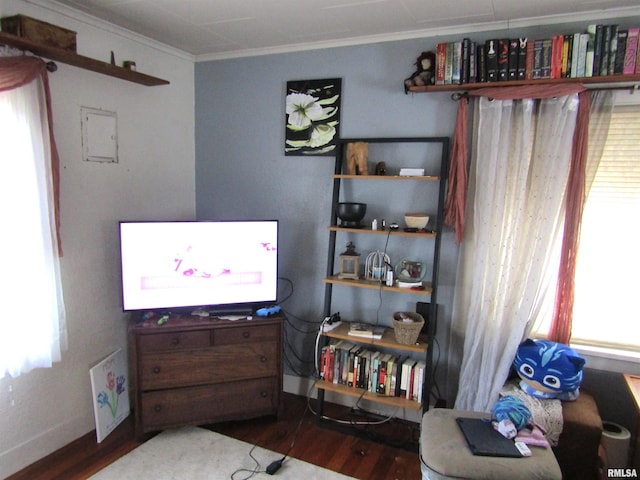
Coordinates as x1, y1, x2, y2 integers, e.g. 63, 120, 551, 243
400, 358, 416, 398
412, 360, 427, 403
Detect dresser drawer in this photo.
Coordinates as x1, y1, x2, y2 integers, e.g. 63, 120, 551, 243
138, 330, 211, 352
130, 315, 284, 438
214, 324, 279, 345
140, 342, 279, 390
139, 377, 279, 431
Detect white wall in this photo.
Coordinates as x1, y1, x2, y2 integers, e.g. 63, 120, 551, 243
0, 1, 195, 477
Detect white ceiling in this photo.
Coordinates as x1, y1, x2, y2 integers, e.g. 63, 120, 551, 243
51, 0, 640, 60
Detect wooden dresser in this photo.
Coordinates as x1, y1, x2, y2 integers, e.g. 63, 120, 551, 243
128, 313, 283, 438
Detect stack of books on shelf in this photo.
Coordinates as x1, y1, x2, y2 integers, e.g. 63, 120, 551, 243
319, 339, 426, 403
435, 24, 640, 85
347, 322, 385, 340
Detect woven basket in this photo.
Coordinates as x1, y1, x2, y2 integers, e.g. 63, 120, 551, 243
392, 312, 424, 345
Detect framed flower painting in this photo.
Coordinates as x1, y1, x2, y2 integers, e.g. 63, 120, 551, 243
285, 78, 342, 155
90, 348, 130, 442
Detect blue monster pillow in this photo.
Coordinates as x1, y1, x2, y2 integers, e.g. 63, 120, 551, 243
513, 339, 586, 401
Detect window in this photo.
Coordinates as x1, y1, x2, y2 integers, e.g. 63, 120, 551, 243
570, 96, 640, 352
0, 69, 67, 378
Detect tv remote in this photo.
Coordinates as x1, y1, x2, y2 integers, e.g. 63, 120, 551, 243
515, 441, 531, 457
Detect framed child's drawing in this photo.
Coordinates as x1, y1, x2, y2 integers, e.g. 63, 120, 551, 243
90, 348, 130, 442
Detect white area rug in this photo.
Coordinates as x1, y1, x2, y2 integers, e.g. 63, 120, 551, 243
89, 426, 356, 480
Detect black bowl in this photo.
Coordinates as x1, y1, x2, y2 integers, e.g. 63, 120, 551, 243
337, 202, 367, 228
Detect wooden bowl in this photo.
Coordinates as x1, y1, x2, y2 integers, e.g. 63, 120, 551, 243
404, 213, 429, 230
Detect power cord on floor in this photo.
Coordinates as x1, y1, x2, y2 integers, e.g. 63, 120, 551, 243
230, 444, 263, 480
232, 392, 311, 479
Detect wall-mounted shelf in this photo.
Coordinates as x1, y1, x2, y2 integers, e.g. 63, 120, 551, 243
0, 31, 169, 86
408, 73, 640, 93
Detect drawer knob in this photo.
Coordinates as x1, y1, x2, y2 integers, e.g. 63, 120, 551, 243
260, 356, 267, 363
154, 404, 162, 412
261, 390, 268, 398
153, 366, 161, 374
171, 337, 180, 346
243, 331, 250, 339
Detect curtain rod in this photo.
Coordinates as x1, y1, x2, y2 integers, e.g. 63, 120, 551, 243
588, 83, 638, 93
450, 83, 639, 100
1, 43, 57, 72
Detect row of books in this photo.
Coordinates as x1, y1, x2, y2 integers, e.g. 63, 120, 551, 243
319, 339, 426, 403
435, 24, 640, 85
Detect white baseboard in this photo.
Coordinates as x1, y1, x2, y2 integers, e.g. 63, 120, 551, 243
0, 414, 87, 479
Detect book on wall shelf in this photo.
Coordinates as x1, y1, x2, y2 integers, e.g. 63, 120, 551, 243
415, 21, 640, 93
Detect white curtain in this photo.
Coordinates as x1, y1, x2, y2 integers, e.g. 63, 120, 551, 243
585, 90, 614, 193
0, 70, 67, 378
452, 94, 579, 411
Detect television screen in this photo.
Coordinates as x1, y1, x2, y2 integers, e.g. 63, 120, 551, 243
119, 220, 278, 312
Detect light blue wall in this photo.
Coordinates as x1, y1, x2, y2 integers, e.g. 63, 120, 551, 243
194, 37, 460, 394
194, 16, 640, 422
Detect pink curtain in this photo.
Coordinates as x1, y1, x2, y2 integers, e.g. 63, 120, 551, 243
444, 98, 468, 244
0, 56, 62, 255
444, 83, 589, 344
444, 84, 586, 243
548, 90, 591, 344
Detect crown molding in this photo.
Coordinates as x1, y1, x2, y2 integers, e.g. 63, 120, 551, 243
195, 5, 640, 62
20, 0, 195, 62
12, 0, 640, 64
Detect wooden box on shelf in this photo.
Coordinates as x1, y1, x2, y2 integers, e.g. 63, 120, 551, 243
1, 15, 76, 52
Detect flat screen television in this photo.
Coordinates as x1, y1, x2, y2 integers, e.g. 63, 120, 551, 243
119, 220, 278, 313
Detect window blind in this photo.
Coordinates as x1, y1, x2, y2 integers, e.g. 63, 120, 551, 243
571, 103, 640, 351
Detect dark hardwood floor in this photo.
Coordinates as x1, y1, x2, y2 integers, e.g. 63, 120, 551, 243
7, 393, 422, 480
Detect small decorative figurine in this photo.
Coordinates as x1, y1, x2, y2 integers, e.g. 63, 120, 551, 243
404, 51, 436, 93
345, 142, 368, 175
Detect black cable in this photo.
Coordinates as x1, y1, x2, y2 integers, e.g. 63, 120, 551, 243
374, 229, 393, 326
282, 314, 321, 377
263, 395, 312, 475
231, 395, 311, 478
276, 276, 294, 304
430, 335, 443, 403
282, 308, 324, 331
230, 443, 262, 480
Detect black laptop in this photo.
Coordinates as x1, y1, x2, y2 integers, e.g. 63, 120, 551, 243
456, 417, 523, 457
